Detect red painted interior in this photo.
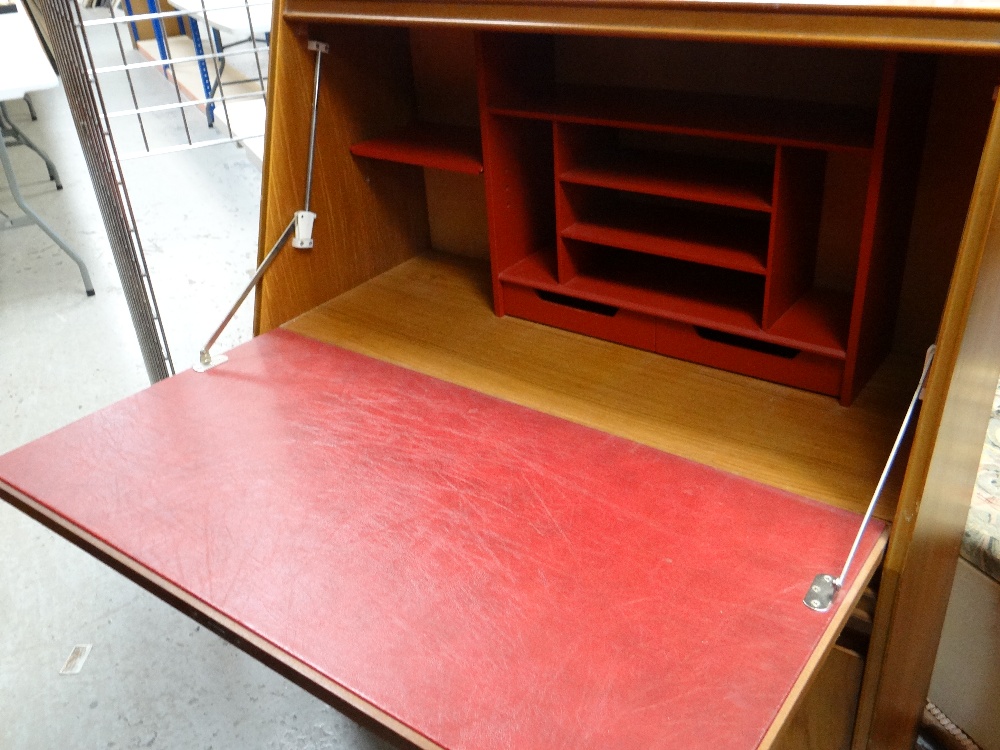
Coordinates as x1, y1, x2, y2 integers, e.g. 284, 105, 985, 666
337, 36, 927, 402
350, 122, 484, 175
475, 36, 928, 402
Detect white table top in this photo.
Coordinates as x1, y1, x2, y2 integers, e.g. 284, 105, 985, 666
0, 1, 57, 101
217, 97, 265, 167
167, 0, 271, 36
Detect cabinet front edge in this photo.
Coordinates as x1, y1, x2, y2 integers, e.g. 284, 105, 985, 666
284, 1, 1000, 54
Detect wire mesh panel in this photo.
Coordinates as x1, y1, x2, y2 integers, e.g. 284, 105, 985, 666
86, 0, 269, 160
31, 0, 270, 382
34, 0, 175, 382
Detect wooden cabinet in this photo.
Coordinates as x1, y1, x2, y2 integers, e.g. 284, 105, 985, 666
254, 4, 1000, 749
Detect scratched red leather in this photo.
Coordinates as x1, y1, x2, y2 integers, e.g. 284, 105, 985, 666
0, 329, 884, 750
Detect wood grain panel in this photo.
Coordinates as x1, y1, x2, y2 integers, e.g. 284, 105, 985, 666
410, 26, 479, 127
285, 252, 915, 517
842, 53, 935, 406
424, 170, 489, 258
855, 82, 1000, 750
256, 21, 428, 333
771, 646, 866, 750
894, 55, 1000, 355
283, 1, 1000, 55
763, 147, 826, 330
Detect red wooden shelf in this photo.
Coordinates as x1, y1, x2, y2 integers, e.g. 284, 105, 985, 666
561, 150, 774, 213
562, 205, 770, 275
350, 122, 484, 174
765, 289, 851, 359
502, 251, 763, 333
491, 85, 877, 153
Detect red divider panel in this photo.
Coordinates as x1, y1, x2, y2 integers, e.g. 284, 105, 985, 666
0, 329, 884, 750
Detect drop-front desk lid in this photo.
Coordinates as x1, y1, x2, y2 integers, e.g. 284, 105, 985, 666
0, 329, 885, 750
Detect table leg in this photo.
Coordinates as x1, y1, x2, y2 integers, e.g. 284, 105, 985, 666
0, 102, 61, 189
0, 135, 95, 296
188, 17, 215, 128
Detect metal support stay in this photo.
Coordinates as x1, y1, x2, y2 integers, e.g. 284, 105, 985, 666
804, 345, 937, 612
194, 40, 328, 372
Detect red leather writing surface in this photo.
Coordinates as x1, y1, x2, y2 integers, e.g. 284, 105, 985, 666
0, 330, 884, 750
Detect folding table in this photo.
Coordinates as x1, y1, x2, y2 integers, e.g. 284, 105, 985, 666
0, 0, 94, 296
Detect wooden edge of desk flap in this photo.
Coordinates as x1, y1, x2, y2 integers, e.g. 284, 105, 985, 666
0, 480, 444, 750
758, 527, 889, 750
0, 476, 890, 750
282, 0, 1000, 54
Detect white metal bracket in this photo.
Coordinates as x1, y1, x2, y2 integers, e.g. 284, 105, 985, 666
292, 209, 316, 249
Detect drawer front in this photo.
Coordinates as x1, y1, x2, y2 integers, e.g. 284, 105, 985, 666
655, 318, 844, 397
501, 282, 657, 351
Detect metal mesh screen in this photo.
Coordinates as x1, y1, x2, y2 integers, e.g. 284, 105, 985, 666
30, 0, 270, 382
36, 0, 174, 382
85, 1, 269, 160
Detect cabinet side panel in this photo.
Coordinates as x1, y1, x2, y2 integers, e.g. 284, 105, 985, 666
771, 645, 865, 750
479, 33, 556, 314
856, 93, 1000, 750
763, 147, 825, 329
257, 22, 428, 334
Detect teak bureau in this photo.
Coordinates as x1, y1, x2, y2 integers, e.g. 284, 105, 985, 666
5, 2, 1000, 749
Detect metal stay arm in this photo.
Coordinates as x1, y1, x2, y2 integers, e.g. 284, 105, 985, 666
194, 40, 329, 372
804, 345, 936, 612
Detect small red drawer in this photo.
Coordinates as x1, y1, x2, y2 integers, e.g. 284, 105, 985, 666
501, 282, 657, 351
655, 318, 844, 397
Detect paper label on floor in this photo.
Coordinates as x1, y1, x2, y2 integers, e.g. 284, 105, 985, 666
59, 644, 92, 675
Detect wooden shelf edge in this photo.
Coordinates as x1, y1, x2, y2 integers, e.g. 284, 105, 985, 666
350, 122, 484, 175
560, 160, 774, 214
501, 253, 847, 359
562, 220, 769, 275
758, 528, 890, 750
489, 86, 877, 153
767, 290, 851, 359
